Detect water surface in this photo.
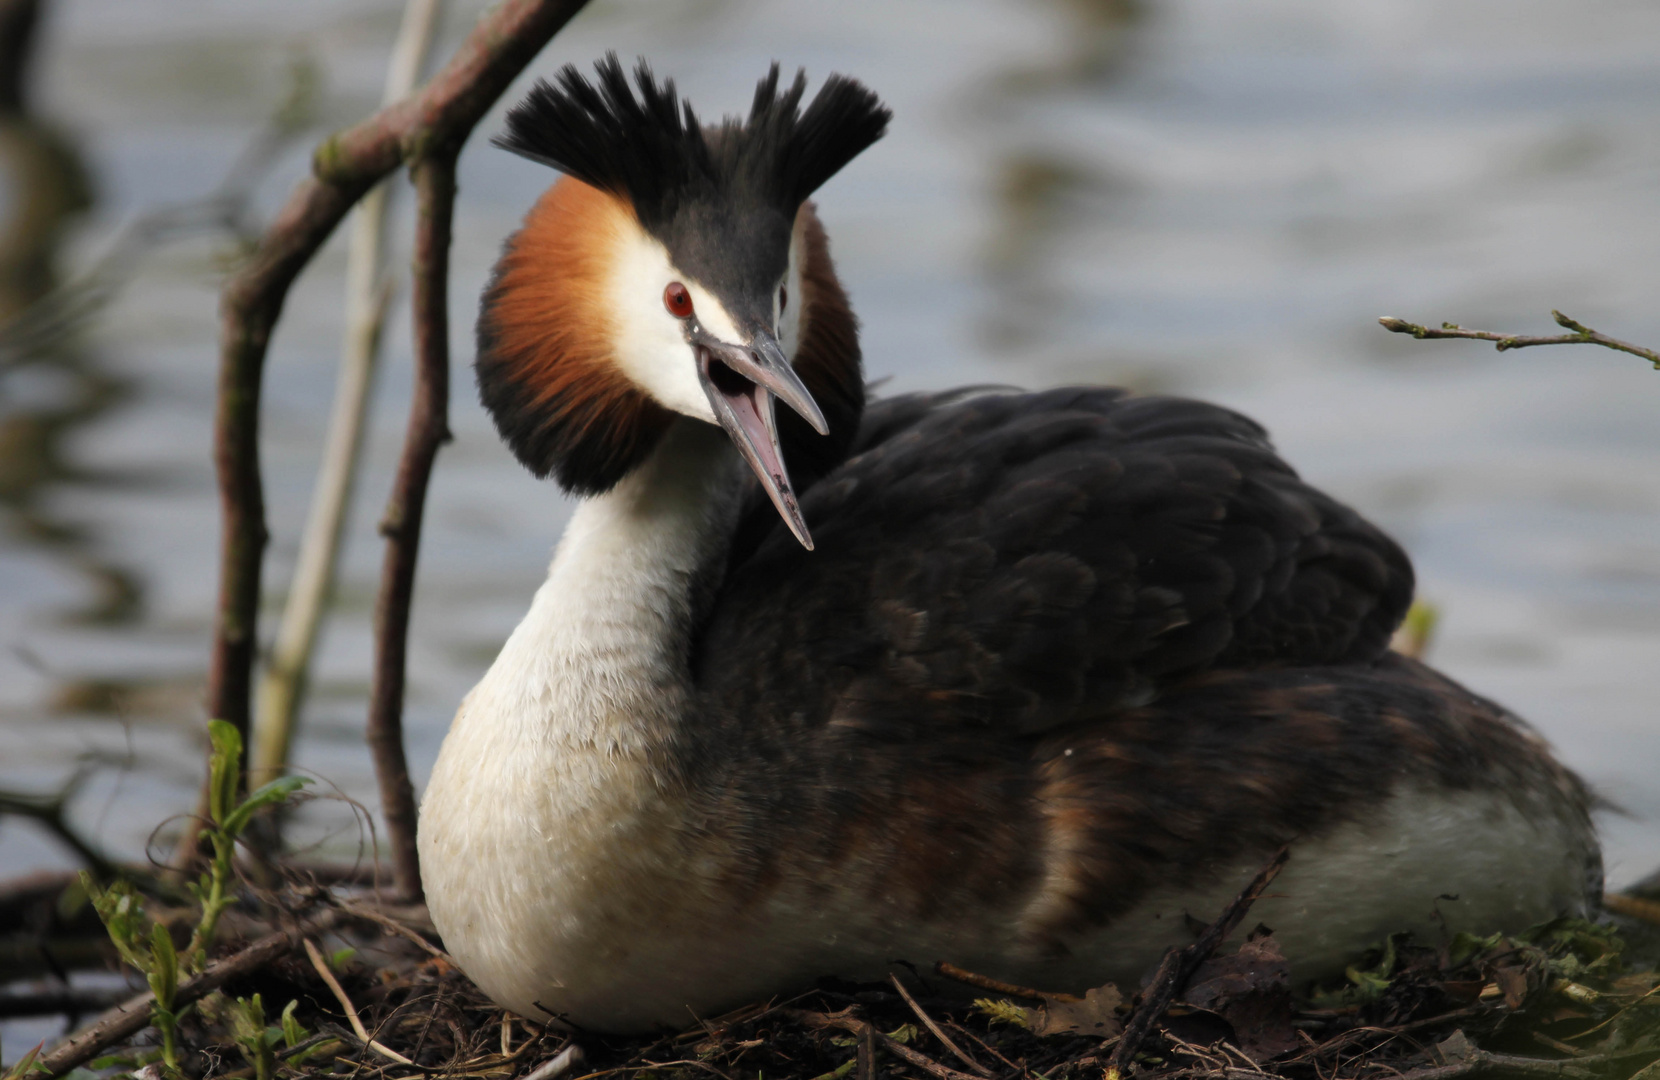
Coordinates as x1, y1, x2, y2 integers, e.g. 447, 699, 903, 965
1, 0, 1656, 916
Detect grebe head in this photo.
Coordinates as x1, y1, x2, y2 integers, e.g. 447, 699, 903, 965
477, 55, 889, 548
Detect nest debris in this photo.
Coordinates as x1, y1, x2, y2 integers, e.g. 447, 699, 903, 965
3, 854, 1659, 1080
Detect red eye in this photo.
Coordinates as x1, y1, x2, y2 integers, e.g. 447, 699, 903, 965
779, 285, 788, 314
664, 282, 694, 318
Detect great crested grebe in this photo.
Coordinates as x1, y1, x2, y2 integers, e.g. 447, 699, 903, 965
418, 57, 1600, 1033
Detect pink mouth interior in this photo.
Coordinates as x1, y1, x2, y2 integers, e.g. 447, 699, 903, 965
708, 359, 792, 498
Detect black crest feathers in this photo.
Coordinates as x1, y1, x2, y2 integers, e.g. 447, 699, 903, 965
495, 54, 890, 229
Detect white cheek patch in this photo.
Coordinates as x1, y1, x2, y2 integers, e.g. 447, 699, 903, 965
606, 226, 718, 424
684, 281, 742, 345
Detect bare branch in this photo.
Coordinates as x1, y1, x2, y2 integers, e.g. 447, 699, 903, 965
252, 0, 446, 790
791, 1010, 987, 1080
1604, 891, 1660, 927
0, 771, 115, 879
35, 910, 339, 1079
207, 0, 590, 832
932, 962, 1082, 1003
1105, 846, 1289, 1080
304, 937, 415, 1064
1379, 311, 1660, 369
365, 147, 456, 902
888, 975, 993, 1079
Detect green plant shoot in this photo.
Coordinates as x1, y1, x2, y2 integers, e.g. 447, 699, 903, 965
184, 720, 310, 971
77, 718, 311, 1078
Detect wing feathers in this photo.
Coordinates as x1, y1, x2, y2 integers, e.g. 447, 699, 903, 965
698, 388, 1414, 731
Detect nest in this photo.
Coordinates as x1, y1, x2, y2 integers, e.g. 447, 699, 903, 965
6, 854, 1660, 1080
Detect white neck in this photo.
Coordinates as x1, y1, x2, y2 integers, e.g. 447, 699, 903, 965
466, 418, 743, 753
419, 419, 749, 1019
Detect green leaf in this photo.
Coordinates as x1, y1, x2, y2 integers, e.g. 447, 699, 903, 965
329, 946, 358, 969
228, 994, 265, 1044
280, 999, 306, 1048
85, 1044, 164, 1072
85, 876, 151, 973
147, 922, 179, 1009
207, 719, 243, 826
1, 1040, 43, 1080
1447, 930, 1503, 969
220, 775, 311, 838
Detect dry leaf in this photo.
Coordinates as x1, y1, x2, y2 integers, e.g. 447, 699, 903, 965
1491, 965, 1528, 1010
1181, 932, 1298, 1061
1025, 985, 1124, 1037
1434, 1030, 1477, 1065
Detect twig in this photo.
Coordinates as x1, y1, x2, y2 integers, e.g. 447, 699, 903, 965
252, 0, 446, 789
1604, 892, 1660, 927
364, 145, 456, 902
0, 774, 116, 879
888, 975, 991, 1078
864, 1026, 977, 1080
942, 1021, 1019, 1073
332, 896, 453, 961
316, 1018, 435, 1074
304, 937, 416, 1065
1386, 1046, 1658, 1080
1378, 311, 1660, 369
208, 0, 591, 792
855, 1019, 875, 1080
522, 1045, 585, 1080
932, 962, 1083, 1004
791, 1011, 985, 1080
1105, 846, 1289, 1080
35, 909, 339, 1079
1277, 1007, 1487, 1068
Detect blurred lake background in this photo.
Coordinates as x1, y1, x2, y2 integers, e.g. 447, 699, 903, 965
2, 0, 1658, 892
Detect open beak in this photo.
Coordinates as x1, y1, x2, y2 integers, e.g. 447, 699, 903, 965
694, 329, 828, 550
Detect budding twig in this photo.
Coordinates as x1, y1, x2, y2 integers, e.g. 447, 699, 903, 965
1378, 311, 1660, 369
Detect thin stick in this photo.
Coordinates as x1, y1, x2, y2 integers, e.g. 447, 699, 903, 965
855, 1019, 875, 1080
1105, 846, 1289, 1080
364, 146, 456, 902
304, 937, 416, 1065
792, 1011, 984, 1080
332, 896, 453, 961
522, 1045, 586, 1080
1384, 1046, 1656, 1080
1605, 892, 1660, 927
35, 911, 338, 1079
252, 0, 446, 788
208, 0, 591, 796
943, 1021, 1019, 1073
1378, 311, 1660, 369
932, 961, 1083, 1004
0, 777, 116, 879
887, 975, 991, 1078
